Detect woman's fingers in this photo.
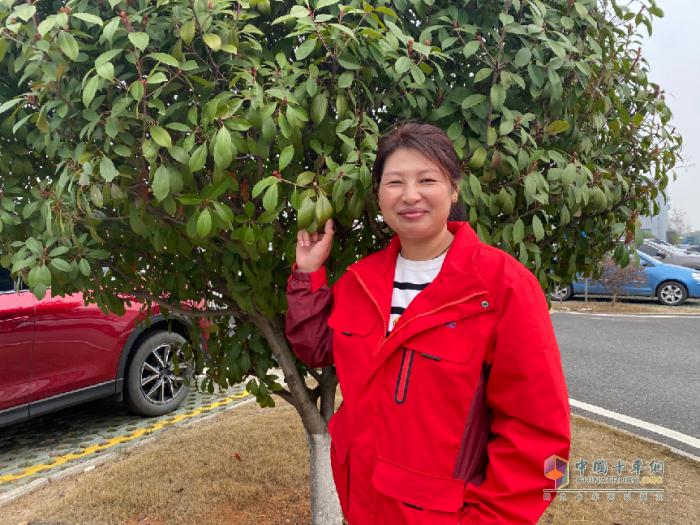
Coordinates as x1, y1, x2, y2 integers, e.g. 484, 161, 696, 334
297, 220, 334, 247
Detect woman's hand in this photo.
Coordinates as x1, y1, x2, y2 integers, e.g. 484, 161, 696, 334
296, 219, 334, 273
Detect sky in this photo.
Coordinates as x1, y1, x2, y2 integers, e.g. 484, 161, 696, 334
640, 0, 700, 229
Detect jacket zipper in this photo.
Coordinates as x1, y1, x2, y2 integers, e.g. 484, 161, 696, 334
394, 347, 414, 404
349, 269, 488, 356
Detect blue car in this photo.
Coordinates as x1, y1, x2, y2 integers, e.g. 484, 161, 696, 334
552, 251, 700, 306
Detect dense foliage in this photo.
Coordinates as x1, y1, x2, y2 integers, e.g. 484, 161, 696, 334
0, 0, 681, 407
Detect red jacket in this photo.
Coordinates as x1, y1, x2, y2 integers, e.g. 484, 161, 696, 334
286, 221, 571, 524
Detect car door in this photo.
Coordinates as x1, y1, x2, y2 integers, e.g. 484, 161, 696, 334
29, 292, 132, 405
0, 266, 35, 421
626, 256, 653, 295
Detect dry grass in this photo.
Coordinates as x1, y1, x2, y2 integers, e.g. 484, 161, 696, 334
536, 415, 700, 525
551, 297, 700, 315
1, 392, 698, 525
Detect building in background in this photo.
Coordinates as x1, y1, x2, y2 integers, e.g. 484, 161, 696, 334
639, 197, 670, 240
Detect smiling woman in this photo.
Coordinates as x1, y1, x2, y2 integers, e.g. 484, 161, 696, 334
287, 122, 571, 525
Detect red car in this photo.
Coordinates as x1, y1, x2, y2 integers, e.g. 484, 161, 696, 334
0, 265, 194, 428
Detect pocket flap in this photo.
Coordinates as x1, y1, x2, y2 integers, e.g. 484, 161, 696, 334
328, 404, 349, 465
403, 328, 476, 364
328, 307, 379, 337
372, 457, 465, 512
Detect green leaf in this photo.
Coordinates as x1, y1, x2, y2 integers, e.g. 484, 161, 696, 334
513, 47, 531, 68
147, 53, 180, 67
197, 209, 212, 237
298, 197, 315, 229
395, 56, 411, 74
474, 68, 492, 83
83, 76, 99, 107
338, 71, 354, 89
96, 62, 115, 81
338, 53, 360, 70
469, 173, 481, 201
490, 84, 505, 110
532, 215, 544, 241
279, 145, 295, 171
100, 156, 117, 182
59, 32, 79, 61
462, 94, 486, 109
0, 99, 22, 116
180, 21, 196, 45
51, 258, 72, 272
147, 72, 167, 84
316, 193, 333, 224
73, 13, 104, 26
252, 176, 277, 198
129, 32, 150, 52
262, 183, 279, 211
14, 4, 36, 21
469, 147, 487, 169
296, 37, 317, 60
513, 218, 525, 244
462, 40, 480, 59
203, 33, 221, 51
562, 164, 577, 185
310, 93, 328, 126
150, 126, 172, 148
131, 80, 144, 101
189, 144, 208, 172
545, 120, 569, 135
487, 127, 497, 146
153, 165, 171, 201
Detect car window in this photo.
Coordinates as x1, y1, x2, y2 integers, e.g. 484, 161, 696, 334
0, 266, 15, 293
638, 244, 657, 256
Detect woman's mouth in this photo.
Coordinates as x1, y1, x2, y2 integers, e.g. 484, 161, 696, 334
399, 210, 427, 220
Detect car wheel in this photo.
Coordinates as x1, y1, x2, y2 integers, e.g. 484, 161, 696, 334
656, 281, 688, 307
550, 284, 573, 302
124, 331, 193, 416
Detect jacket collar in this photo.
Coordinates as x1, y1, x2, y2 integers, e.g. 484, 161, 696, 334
347, 221, 487, 336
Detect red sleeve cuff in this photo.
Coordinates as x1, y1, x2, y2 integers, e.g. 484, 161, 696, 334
288, 263, 328, 293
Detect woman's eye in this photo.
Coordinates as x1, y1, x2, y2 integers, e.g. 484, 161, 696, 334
422, 179, 436, 183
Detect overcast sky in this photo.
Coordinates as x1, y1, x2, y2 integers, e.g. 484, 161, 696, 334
640, 0, 700, 229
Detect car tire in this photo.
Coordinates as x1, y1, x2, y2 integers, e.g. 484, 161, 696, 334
656, 281, 688, 307
124, 331, 193, 416
550, 284, 573, 302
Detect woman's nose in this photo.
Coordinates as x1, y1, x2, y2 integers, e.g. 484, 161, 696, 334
402, 182, 421, 203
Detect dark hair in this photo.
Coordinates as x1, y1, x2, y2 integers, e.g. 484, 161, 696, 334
372, 122, 468, 222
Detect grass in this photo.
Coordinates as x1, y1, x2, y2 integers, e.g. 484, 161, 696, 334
551, 296, 700, 315
1, 391, 698, 525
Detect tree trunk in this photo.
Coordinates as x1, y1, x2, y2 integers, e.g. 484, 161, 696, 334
305, 428, 344, 525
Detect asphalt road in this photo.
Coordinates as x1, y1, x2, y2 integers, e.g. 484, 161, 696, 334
552, 311, 700, 458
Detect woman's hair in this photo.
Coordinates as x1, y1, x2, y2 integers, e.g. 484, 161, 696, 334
372, 122, 468, 222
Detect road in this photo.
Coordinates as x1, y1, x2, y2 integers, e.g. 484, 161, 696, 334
552, 311, 700, 458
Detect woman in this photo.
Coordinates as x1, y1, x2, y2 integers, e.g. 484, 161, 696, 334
285, 122, 571, 525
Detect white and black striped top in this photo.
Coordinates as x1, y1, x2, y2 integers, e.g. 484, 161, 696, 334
387, 251, 447, 336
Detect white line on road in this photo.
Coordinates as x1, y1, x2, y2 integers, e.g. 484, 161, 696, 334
570, 398, 700, 450
553, 311, 700, 319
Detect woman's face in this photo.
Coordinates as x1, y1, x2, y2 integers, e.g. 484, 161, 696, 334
377, 148, 458, 241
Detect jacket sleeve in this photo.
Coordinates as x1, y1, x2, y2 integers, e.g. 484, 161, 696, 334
461, 275, 571, 525
284, 263, 335, 368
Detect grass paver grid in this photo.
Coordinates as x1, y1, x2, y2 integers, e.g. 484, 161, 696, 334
0, 382, 249, 490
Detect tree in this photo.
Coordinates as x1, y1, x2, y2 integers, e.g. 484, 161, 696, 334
668, 207, 691, 243
597, 256, 646, 306
0, 0, 682, 522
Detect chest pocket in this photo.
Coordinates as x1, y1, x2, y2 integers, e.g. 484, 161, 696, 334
328, 307, 380, 337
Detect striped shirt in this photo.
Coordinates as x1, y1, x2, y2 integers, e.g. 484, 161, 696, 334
387, 251, 447, 336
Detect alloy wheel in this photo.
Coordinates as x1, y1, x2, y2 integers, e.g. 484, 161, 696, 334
139, 343, 190, 405
660, 284, 683, 305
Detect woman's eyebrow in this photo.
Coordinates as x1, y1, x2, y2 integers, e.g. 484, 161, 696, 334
383, 168, 440, 176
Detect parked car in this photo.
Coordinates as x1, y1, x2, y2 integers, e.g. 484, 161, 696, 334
0, 265, 195, 428
551, 251, 700, 306
638, 240, 700, 270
